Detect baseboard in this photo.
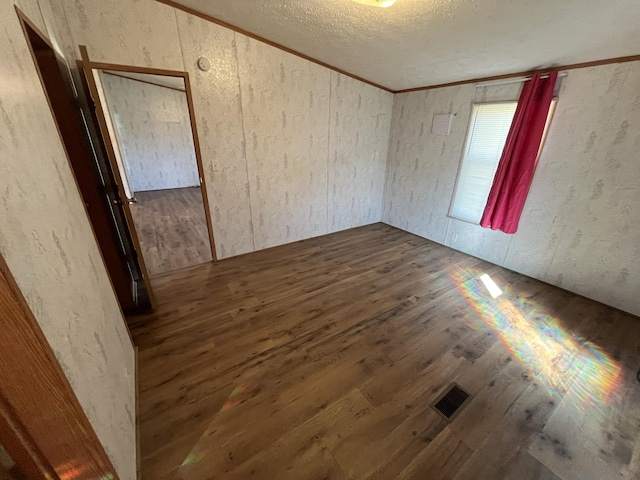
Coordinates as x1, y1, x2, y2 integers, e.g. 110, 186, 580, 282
135, 346, 141, 480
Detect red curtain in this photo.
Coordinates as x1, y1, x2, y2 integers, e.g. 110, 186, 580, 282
480, 72, 558, 234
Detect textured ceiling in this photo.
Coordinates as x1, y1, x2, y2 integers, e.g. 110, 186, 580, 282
170, 0, 640, 91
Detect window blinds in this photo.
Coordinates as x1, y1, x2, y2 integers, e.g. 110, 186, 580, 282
449, 102, 517, 224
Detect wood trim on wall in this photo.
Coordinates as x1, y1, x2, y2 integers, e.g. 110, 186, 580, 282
156, 0, 394, 93
0, 252, 119, 480
78, 47, 218, 263
77, 50, 158, 308
394, 54, 640, 93
135, 346, 141, 480
102, 70, 186, 93
183, 69, 218, 260
157, 0, 640, 95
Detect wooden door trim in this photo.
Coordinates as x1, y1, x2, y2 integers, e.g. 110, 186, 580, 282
15, 7, 137, 342
0, 252, 119, 479
77, 48, 157, 305
183, 69, 218, 261
0, 395, 58, 479
78, 46, 218, 262
102, 70, 187, 93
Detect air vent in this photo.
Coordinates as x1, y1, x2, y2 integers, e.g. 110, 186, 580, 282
431, 383, 472, 421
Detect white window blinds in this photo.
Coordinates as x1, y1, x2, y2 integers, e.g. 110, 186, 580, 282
448, 102, 517, 224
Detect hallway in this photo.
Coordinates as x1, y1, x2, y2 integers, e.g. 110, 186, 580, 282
130, 187, 212, 276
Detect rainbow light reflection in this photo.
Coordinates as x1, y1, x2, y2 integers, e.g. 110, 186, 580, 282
181, 451, 204, 467
56, 460, 114, 480
221, 384, 253, 411
449, 267, 622, 408
180, 383, 255, 468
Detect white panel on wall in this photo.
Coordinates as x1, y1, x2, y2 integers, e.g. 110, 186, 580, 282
328, 72, 393, 233
432, 113, 453, 135
101, 73, 200, 192
236, 33, 331, 250
175, 10, 255, 259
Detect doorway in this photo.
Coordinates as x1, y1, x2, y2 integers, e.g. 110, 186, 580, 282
98, 70, 215, 276
77, 50, 217, 281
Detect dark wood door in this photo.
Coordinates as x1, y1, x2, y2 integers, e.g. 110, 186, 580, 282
18, 11, 151, 312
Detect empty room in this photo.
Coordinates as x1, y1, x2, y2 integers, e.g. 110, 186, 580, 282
0, 0, 639, 479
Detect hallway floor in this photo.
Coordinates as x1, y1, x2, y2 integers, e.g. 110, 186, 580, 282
128, 223, 640, 480
130, 187, 212, 277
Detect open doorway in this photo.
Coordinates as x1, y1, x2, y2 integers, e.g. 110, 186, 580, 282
77, 49, 217, 281
98, 71, 214, 276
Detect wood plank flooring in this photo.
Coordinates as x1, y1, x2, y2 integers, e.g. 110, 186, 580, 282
128, 223, 640, 480
130, 187, 212, 277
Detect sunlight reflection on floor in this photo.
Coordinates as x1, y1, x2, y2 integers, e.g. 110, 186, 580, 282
449, 267, 622, 409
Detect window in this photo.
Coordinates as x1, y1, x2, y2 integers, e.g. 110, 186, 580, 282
448, 102, 517, 224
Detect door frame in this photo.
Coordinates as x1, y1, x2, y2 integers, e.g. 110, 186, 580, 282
78, 47, 218, 280
0, 251, 120, 480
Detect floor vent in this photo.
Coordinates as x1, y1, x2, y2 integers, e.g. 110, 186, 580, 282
431, 383, 472, 421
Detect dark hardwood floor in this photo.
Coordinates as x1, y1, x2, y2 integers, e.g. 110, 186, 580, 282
128, 223, 640, 480
130, 187, 212, 277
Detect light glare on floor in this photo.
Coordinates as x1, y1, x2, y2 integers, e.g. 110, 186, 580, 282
480, 273, 503, 298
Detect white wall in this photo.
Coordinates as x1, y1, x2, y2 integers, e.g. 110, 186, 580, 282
0, 1, 135, 479
236, 35, 330, 250
101, 73, 200, 192
384, 62, 640, 317
328, 73, 392, 233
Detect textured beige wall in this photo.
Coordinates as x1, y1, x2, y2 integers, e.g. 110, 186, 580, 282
175, 11, 255, 258
329, 72, 393, 233
1, 1, 136, 479
101, 73, 200, 192
236, 35, 331, 250
44, 0, 393, 259
384, 62, 640, 317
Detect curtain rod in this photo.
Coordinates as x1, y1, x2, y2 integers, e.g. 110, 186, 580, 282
476, 72, 568, 88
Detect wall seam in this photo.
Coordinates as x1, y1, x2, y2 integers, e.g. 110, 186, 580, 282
542, 65, 630, 281
173, 7, 187, 73
326, 71, 333, 233
233, 32, 257, 252
501, 236, 514, 267
381, 92, 397, 223
35, 0, 49, 38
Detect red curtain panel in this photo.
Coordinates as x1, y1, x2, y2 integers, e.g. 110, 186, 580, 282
480, 71, 558, 234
